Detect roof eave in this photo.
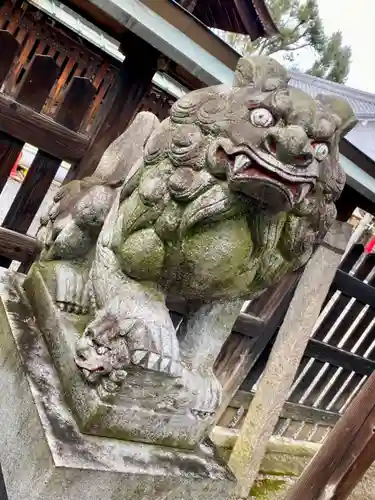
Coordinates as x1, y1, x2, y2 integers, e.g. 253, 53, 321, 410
180, 0, 279, 40
244, 0, 279, 39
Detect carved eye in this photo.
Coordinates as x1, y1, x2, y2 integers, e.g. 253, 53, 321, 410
313, 142, 329, 161
96, 346, 109, 355
250, 108, 275, 128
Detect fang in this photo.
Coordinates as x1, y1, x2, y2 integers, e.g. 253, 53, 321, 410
233, 154, 251, 173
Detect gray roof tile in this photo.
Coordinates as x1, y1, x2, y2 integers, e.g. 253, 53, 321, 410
289, 71, 375, 162
289, 71, 375, 120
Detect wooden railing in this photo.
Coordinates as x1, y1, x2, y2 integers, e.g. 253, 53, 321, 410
0, 28, 97, 270
0, 0, 176, 128
0, 2, 177, 272
220, 244, 375, 444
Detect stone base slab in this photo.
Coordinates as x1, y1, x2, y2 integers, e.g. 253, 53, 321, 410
23, 265, 213, 449
0, 274, 235, 500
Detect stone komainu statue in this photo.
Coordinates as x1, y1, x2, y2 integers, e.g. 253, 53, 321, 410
26, 56, 357, 448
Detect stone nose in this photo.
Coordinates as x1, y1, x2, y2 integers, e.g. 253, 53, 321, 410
264, 125, 313, 168
75, 340, 90, 362
75, 338, 107, 372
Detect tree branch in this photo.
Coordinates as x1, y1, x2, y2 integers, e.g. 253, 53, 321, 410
288, 20, 306, 38
274, 42, 311, 53
257, 38, 270, 55
272, 26, 310, 54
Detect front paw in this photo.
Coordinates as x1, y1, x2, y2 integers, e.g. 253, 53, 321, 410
184, 369, 222, 420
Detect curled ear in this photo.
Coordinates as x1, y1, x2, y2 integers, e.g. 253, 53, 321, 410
316, 94, 357, 138
233, 55, 289, 92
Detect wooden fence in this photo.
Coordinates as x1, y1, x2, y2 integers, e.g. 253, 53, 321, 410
0, 28, 97, 270
220, 244, 375, 445
0, 0, 175, 129
0, 1, 176, 273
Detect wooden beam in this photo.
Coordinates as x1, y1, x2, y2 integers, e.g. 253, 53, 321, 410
192, 0, 278, 39
60, 0, 239, 71
228, 221, 352, 499
332, 269, 375, 308
66, 33, 160, 180
2, 77, 96, 238
0, 465, 7, 500
0, 53, 61, 195
0, 228, 38, 264
341, 138, 375, 182
232, 313, 264, 337
306, 339, 375, 377
335, 184, 361, 222
0, 30, 19, 86
214, 271, 301, 424
231, 390, 340, 427
284, 368, 375, 500
0, 92, 89, 162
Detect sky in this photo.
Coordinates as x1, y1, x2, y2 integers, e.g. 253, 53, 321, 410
317, 0, 375, 93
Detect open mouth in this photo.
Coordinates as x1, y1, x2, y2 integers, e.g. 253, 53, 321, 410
228, 151, 312, 212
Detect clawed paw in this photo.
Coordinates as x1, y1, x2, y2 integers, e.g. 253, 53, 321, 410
57, 301, 88, 315
187, 371, 222, 420
191, 409, 215, 420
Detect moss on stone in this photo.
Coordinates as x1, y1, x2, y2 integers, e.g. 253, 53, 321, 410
250, 477, 287, 499
180, 217, 255, 298
119, 228, 165, 281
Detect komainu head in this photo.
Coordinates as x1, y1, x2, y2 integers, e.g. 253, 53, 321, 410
166, 55, 356, 218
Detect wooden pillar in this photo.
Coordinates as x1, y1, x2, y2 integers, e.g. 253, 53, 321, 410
336, 184, 375, 221
66, 33, 160, 181
284, 362, 375, 499
228, 221, 352, 499
336, 184, 359, 222
179, 0, 199, 12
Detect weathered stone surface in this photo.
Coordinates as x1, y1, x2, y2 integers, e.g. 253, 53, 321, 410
23, 267, 218, 449
211, 426, 375, 500
0, 275, 235, 500
24, 55, 357, 449
228, 220, 352, 498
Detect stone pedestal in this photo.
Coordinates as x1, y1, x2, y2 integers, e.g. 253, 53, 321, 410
0, 275, 235, 500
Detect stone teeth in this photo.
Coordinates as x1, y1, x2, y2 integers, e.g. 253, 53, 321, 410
169, 361, 182, 377
137, 352, 161, 370
131, 350, 148, 365
147, 353, 161, 370
160, 357, 172, 373
233, 154, 251, 173
297, 183, 311, 203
